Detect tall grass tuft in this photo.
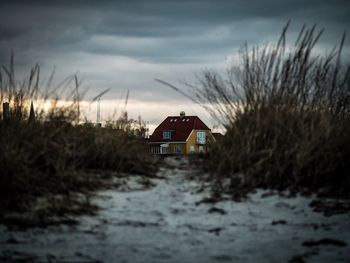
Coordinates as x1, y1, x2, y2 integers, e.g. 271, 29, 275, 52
0, 54, 156, 224
182, 24, 350, 198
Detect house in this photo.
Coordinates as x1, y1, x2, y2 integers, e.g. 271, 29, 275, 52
212, 132, 224, 142
149, 111, 214, 155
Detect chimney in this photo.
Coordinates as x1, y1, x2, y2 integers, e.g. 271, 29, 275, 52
180, 111, 185, 118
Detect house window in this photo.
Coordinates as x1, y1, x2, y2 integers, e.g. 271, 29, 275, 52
199, 146, 204, 153
190, 145, 195, 154
170, 119, 173, 122
160, 144, 169, 154
174, 145, 182, 154
151, 147, 160, 154
163, 131, 172, 139
197, 131, 206, 144
174, 119, 177, 122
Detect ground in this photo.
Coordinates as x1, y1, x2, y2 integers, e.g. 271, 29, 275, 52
0, 158, 349, 263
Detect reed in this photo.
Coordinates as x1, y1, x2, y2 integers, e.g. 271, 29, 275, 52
180, 24, 350, 198
0, 54, 157, 225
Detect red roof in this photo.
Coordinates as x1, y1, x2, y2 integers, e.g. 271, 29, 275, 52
150, 116, 210, 142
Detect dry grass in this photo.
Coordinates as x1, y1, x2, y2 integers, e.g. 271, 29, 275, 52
0, 54, 157, 226
168, 24, 350, 199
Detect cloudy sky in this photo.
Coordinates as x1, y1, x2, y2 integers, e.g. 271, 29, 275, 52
1, 0, 349, 131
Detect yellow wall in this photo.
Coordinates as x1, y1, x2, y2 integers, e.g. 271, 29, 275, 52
153, 130, 214, 155
185, 130, 214, 154
169, 143, 186, 154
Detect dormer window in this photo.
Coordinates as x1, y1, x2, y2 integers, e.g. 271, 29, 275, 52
163, 130, 172, 139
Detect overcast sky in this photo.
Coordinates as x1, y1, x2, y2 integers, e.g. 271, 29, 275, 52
1, 0, 349, 130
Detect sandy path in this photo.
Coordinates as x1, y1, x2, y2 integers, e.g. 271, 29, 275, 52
1, 158, 349, 262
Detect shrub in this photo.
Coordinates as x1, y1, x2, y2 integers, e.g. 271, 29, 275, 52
0, 54, 157, 219
181, 24, 350, 198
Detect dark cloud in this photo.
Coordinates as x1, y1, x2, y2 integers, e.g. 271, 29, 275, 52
0, 0, 349, 102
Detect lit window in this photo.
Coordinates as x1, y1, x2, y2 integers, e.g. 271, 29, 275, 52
174, 119, 177, 122
163, 131, 172, 139
182, 119, 185, 122
199, 146, 204, 153
190, 145, 195, 153
196, 131, 206, 144
186, 118, 189, 122
170, 119, 173, 122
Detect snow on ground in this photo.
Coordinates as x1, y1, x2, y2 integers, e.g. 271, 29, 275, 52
0, 158, 349, 263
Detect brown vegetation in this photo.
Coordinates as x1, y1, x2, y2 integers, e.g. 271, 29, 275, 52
174, 24, 350, 199
0, 54, 157, 226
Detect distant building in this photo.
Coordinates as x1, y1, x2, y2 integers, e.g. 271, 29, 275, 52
149, 111, 215, 155
212, 132, 224, 142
